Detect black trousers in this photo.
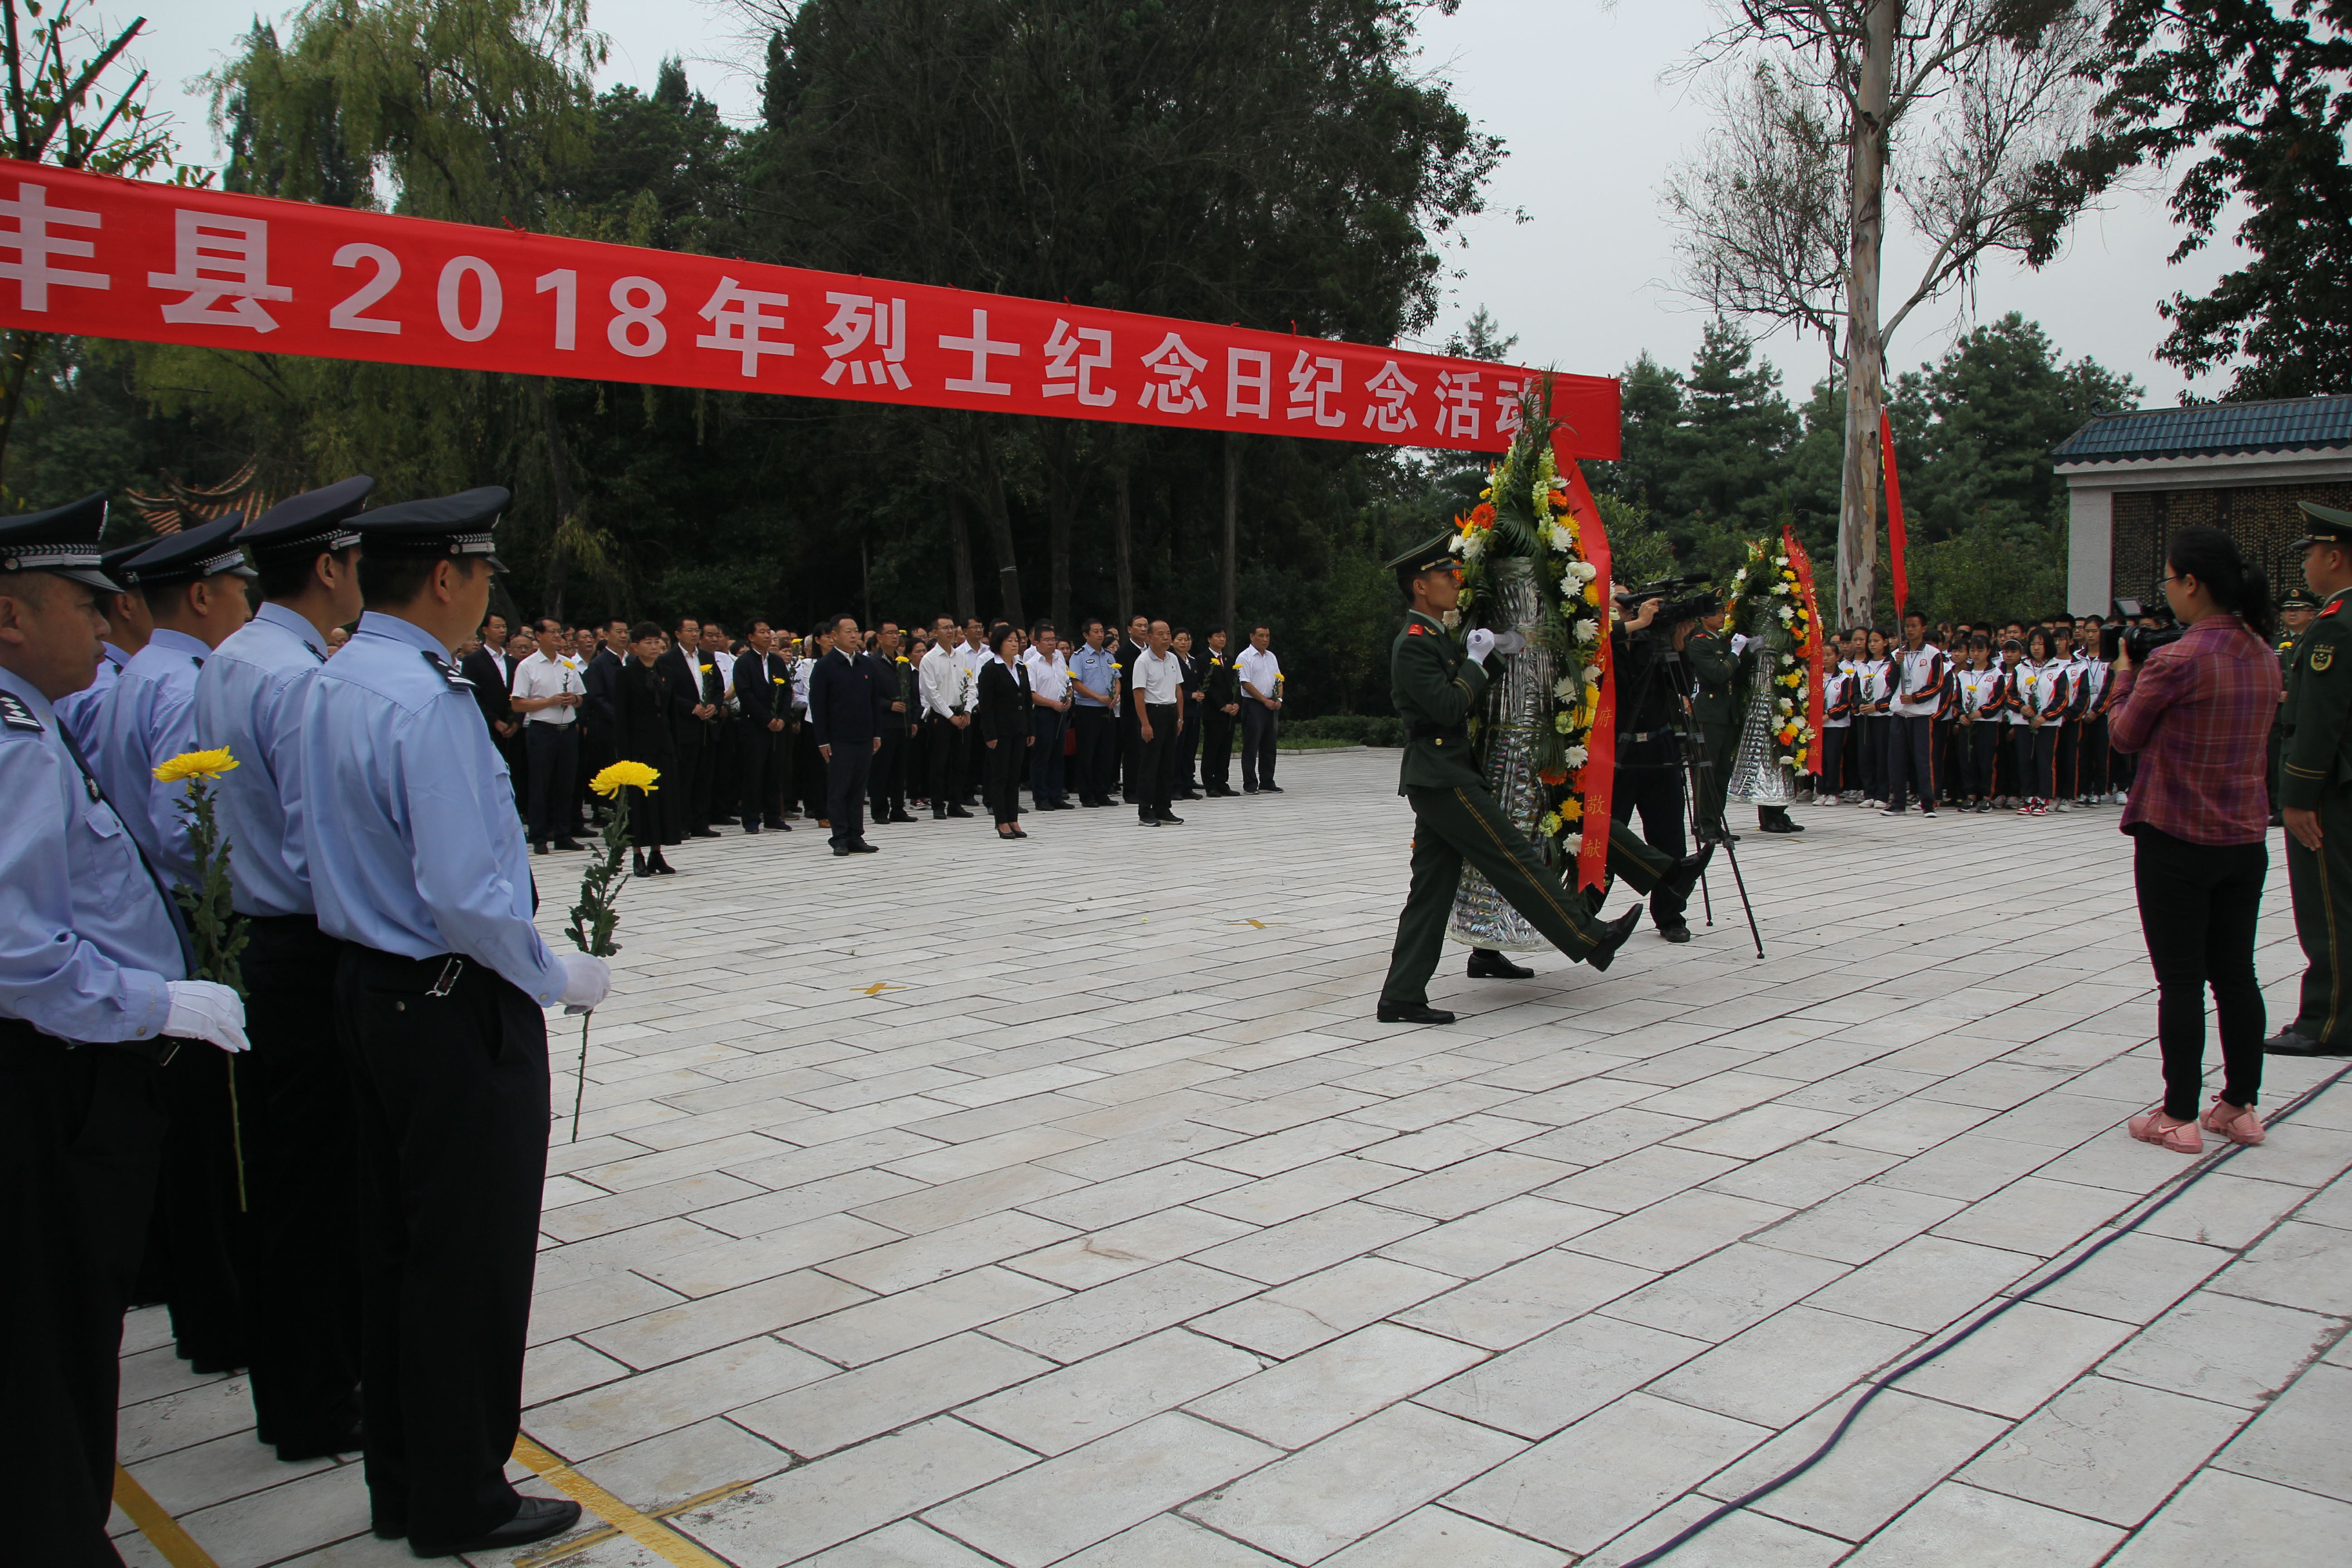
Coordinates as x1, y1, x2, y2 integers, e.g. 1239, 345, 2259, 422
1137, 703, 1178, 819
707, 719, 737, 821
1965, 722, 2002, 798
1886, 714, 1937, 811
524, 721, 580, 843
1612, 745, 1689, 929
1858, 714, 1890, 799
740, 721, 778, 826
1242, 702, 1279, 789
1073, 706, 1115, 800
2013, 725, 2058, 801
0, 1027, 165, 1568
2079, 716, 2111, 796
577, 723, 614, 820
240, 916, 362, 1455
1203, 707, 1237, 791
985, 729, 1025, 823
827, 740, 874, 847
1818, 725, 1847, 795
336, 947, 547, 1552
1120, 702, 1143, 803
797, 725, 829, 820
773, 722, 798, 817
928, 715, 967, 815
871, 728, 909, 819
1030, 709, 1067, 805
674, 724, 710, 832
624, 753, 681, 847
1178, 706, 1203, 786
2133, 827, 2266, 1118
149, 1024, 250, 1373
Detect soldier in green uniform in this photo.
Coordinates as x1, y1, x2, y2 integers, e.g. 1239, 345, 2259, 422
2269, 589, 2318, 827
1377, 536, 1708, 1024
1686, 608, 1739, 837
2268, 505, 2352, 1058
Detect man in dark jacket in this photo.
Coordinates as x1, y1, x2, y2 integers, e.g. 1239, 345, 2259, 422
461, 612, 524, 799
808, 612, 887, 854
654, 616, 720, 838
870, 622, 916, 823
735, 622, 792, 833
581, 619, 626, 822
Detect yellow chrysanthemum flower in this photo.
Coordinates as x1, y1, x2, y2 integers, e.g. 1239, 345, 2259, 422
589, 761, 662, 797
153, 748, 238, 784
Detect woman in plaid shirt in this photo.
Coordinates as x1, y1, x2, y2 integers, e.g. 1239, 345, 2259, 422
2106, 526, 2279, 1154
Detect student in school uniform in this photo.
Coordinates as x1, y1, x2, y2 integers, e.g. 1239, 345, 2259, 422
2009, 626, 2070, 815
1885, 611, 1949, 816
1814, 630, 1860, 805
1933, 629, 1966, 807
1955, 636, 2006, 811
2071, 627, 2114, 805
1857, 627, 1894, 807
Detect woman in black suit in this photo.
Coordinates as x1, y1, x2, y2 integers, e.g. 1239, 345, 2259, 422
615, 620, 686, 874
978, 622, 1032, 838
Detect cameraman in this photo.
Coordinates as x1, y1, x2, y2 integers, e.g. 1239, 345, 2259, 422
1613, 593, 1700, 941
2106, 525, 2279, 1152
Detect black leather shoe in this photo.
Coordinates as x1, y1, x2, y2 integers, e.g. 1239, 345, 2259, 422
851, 841, 879, 853
1376, 1001, 1457, 1024
832, 845, 854, 856
410, 1497, 583, 1558
1757, 809, 1804, 834
1262, 784, 1285, 794
2263, 1029, 2348, 1057
1658, 925, 1693, 944
766, 818, 791, 831
1466, 950, 1534, 980
948, 806, 974, 818
1156, 812, 1185, 825
1137, 815, 1161, 828
1660, 843, 1715, 904
531, 841, 549, 856
553, 838, 586, 851
889, 811, 917, 823
1587, 907, 1644, 971
689, 828, 722, 839
742, 823, 761, 834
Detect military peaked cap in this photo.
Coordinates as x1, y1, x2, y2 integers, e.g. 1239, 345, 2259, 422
0, 492, 117, 590
358, 486, 510, 571
236, 475, 376, 567
2293, 501, 2352, 552
120, 511, 256, 588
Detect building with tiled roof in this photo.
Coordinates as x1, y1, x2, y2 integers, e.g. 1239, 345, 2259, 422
2055, 395, 2352, 613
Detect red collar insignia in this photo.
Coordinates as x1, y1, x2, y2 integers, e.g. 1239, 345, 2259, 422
2326, 601, 2343, 617
1407, 624, 1425, 635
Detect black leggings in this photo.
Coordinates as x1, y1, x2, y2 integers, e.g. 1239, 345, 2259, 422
2133, 826, 2266, 1119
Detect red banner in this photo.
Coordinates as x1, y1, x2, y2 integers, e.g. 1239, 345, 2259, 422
0, 160, 1618, 456
1558, 449, 1613, 892
1784, 522, 1823, 771
1879, 408, 1907, 617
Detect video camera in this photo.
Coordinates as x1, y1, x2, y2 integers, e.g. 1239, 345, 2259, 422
2099, 598, 2184, 664
1614, 574, 1721, 630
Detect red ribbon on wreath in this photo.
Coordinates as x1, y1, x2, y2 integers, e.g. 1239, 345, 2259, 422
1783, 522, 1824, 766
1558, 444, 1613, 892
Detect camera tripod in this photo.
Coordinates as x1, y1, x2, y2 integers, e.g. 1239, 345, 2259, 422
1616, 638, 1766, 961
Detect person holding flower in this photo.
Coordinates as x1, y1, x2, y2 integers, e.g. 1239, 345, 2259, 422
0, 493, 253, 1567
292, 488, 610, 1558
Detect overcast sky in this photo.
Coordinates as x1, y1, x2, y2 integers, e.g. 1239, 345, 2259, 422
138, 0, 2239, 407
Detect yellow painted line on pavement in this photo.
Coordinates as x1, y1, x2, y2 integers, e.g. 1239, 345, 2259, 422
113, 1465, 221, 1568
861, 980, 904, 995
510, 1433, 733, 1568
513, 1479, 756, 1568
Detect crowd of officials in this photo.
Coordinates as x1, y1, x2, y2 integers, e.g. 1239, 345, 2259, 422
445, 610, 1289, 866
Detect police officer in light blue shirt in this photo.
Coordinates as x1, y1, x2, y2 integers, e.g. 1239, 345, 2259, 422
53, 539, 157, 754
90, 512, 255, 887
293, 486, 603, 1558
188, 475, 376, 1463
0, 492, 249, 1568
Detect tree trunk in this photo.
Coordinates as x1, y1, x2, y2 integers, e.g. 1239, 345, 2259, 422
1041, 421, 1076, 634
0, 331, 52, 499
1836, 0, 1895, 629
974, 428, 1024, 627
537, 383, 579, 622
1113, 461, 1135, 632
1221, 432, 1240, 639
946, 490, 978, 622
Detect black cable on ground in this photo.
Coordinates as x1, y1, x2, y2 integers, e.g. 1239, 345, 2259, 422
1617, 1060, 2352, 1567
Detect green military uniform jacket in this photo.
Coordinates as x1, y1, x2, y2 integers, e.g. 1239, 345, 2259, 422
1391, 609, 1490, 794
2278, 624, 2305, 725
2281, 588, 2352, 810
1685, 629, 1738, 728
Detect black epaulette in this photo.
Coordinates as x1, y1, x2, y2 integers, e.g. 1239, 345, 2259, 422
422, 651, 475, 691
0, 691, 43, 732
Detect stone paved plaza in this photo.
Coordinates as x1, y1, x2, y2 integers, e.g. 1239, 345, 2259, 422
113, 747, 2352, 1567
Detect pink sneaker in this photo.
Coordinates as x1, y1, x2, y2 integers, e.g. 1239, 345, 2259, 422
2128, 1107, 2203, 1154
2200, 1096, 2265, 1146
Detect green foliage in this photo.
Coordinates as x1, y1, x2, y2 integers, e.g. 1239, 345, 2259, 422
566, 788, 635, 958
2063, 0, 2352, 397
1283, 714, 1404, 746
170, 779, 249, 997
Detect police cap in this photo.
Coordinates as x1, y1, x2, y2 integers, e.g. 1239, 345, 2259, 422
357, 486, 510, 572
236, 475, 376, 567
1386, 530, 1460, 593
120, 511, 257, 589
0, 492, 118, 591
2291, 501, 2352, 553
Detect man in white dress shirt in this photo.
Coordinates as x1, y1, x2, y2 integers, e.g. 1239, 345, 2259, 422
1131, 620, 1187, 827
1237, 622, 1284, 794
511, 629, 586, 853
1023, 623, 1073, 809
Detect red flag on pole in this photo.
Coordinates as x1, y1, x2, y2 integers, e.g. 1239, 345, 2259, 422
1557, 442, 1613, 892
1879, 408, 1908, 619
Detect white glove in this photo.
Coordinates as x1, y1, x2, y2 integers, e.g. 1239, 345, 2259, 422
556, 952, 612, 1014
1464, 627, 1498, 667
164, 980, 249, 1054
